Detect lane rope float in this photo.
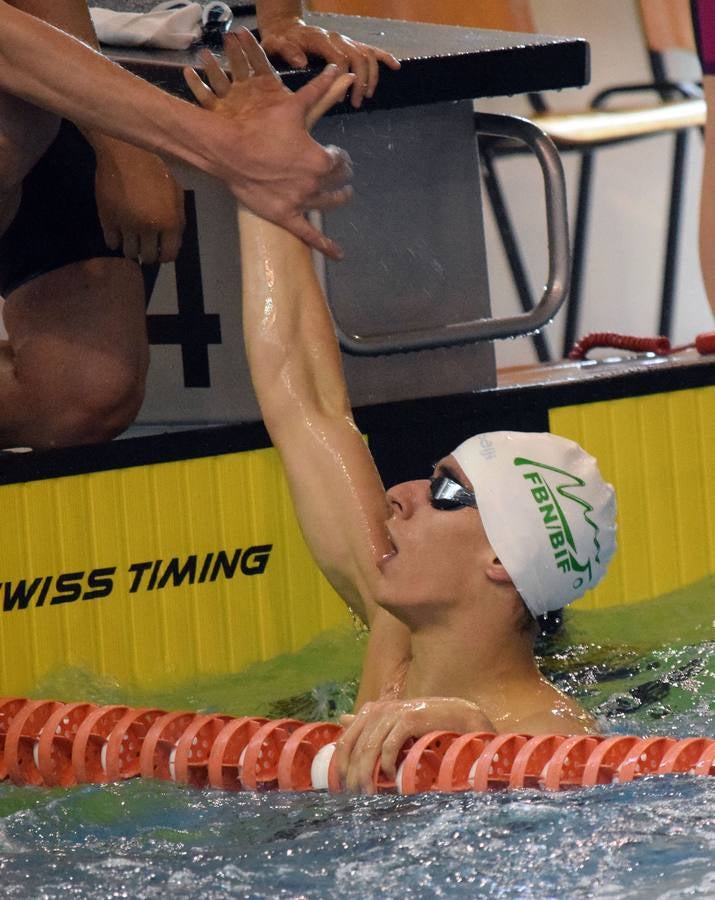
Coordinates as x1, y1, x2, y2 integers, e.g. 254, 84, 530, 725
0, 697, 713, 793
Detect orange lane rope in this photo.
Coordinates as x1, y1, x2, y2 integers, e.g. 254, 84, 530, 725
0, 697, 713, 793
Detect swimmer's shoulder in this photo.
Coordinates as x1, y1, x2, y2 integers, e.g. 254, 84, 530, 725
509, 684, 598, 736
480, 675, 596, 735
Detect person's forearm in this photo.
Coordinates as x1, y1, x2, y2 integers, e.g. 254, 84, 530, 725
0, 2, 223, 176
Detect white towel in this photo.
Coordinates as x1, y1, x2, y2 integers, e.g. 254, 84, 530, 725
90, 3, 203, 50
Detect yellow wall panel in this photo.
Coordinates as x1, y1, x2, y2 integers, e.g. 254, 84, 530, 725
0, 446, 351, 695
2, 383, 711, 693
550, 385, 715, 610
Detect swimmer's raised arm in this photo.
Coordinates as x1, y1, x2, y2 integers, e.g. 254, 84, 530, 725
238, 209, 394, 621
185, 33, 394, 625
0, 1, 351, 257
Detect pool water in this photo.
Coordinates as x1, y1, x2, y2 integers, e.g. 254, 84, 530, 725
1, 577, 713, 898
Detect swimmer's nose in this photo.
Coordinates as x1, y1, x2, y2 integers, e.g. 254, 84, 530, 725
386, 480, 430, 519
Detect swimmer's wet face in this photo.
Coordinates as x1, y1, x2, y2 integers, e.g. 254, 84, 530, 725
376, 456, 501, 616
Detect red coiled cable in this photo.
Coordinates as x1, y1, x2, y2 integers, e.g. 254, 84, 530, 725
568, 331, 715, 360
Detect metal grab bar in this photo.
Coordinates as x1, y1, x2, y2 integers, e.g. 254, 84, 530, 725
333, 111, 570, 356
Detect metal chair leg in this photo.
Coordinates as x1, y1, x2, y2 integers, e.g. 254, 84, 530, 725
562, 149, 595, 357
480, 145, 553, 362
658, 129, 689, 337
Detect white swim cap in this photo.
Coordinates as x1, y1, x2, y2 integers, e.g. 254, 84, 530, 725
452, 431, 616, 618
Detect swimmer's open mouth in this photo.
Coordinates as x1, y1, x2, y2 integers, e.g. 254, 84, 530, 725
377, 551, 397, 572
378, 533, 398, 571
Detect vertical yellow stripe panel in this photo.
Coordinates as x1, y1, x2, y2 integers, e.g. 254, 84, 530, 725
3, 385, 711, 691
697, 387, 715, 573
550, 385, 715, 609
0, 446, 351, 695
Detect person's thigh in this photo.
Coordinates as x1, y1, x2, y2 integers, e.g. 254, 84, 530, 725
2, 256, 150, 446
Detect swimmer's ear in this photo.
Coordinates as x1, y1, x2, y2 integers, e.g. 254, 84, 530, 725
485, 557, 513, 585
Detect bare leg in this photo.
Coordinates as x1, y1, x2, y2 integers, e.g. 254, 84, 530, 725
0, 257, 149, 448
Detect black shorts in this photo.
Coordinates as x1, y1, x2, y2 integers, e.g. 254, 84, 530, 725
0, 120, 159, 301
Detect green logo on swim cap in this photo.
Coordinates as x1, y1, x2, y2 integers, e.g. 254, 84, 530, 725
513, 457, 602, 590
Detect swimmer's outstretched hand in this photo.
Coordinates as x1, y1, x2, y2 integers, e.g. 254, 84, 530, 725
335, 698, 495, 794
183, 28, 354, 260
258, 13, 400, 110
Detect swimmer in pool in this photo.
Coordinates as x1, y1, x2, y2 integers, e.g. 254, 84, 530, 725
0, 1, 399, 448
185, 33, 618, 793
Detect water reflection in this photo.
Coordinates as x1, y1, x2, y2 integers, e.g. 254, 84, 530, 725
1, 626, 712, 899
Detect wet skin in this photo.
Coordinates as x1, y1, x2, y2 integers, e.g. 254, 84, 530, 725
376, 455, 496, 616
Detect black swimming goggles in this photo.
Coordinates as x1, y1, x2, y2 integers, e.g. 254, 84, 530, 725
429, 475, 478, 511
